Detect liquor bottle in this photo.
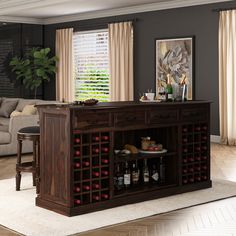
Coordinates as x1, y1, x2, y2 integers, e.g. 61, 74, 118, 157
151, 164, 159, 183
92, 183, 100, 189
101, 158, 109, 164
74, 186, 81, 192
74, 199, 81, 205
93, 136, 100, 142
159, 157, 165, 183
132, 161, 140, 185
83, 185, 90, 191
101, 193, 109, 199
75, 150, 80, 156
92, 147, 99, 154
82, 161, 90, 167
166, 74, 173, 101
124, 161, 131, 188
143, 159, 149, 183
114, 164, 124, 190
74, 162, 81, 168
102, 135, 109, 141
74, 138, 81, 144
92, 194, 100, 201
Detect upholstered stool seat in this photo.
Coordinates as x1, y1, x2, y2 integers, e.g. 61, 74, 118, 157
16, 126, 40, 194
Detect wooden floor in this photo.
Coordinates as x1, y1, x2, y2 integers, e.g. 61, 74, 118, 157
1, 144, 236, 236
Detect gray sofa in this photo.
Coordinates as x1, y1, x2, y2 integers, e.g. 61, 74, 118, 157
0, 97, 57, 156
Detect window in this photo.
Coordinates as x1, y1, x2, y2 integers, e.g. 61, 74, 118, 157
73, 29, 109, 102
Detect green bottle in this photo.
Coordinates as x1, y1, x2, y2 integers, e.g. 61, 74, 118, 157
166, 74, 173, 101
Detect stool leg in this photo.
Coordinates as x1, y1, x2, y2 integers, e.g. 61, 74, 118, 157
16, 139, 22, 191
32, 140, 36, 187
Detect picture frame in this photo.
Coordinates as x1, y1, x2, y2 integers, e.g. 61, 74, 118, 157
155, 36, 194, 100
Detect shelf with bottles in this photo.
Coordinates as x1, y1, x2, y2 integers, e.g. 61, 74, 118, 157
182, 173, 208, 185
114, 155, 177, 196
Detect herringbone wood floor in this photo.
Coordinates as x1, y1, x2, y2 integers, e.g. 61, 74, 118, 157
0, 143, 236, 236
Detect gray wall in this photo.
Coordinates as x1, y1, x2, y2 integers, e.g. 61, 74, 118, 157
44, 1, 236, 135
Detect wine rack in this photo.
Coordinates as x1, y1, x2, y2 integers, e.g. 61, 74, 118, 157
73, 132, 111, 206
181, 123, 209, 185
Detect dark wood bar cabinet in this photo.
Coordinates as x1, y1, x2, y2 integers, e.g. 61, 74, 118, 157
36, 101, 211, 216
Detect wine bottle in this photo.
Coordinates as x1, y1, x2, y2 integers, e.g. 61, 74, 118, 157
182, 177, 188, 184
131, 161, 140, 185
93, 136, 100, 142
74, 138, 81, 144
195, 126, 201, 131
92, 148, 99, 154
75, 150, 80, 156
74, 186, 81, 192
74, 199, 81, 205
182, 167, 188, 174
102, 135, 109, 141
188, 166, 194, 173
101, 170, 109, 176
92, 194, 100, 201
195, 175, 201, 182
124, 161, 131, 188
83, 185, 90, 191
74, 162, 81, 168
92, 171, 100, 177
101, 147, 109, 153
143, 159, 149, 183
182, 127, 188, 133
151, 164, 159, 183
101, 158, 109, 164
166, 74, 173, 101
189, 176, 194, 183
92, 183, 100, 189
114, 164, 124, 190
82, 161, 90, 167
159, 157, 165, 183
101, 193, 109, 199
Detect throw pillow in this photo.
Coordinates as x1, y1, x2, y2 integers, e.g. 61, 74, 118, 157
21, 105, 37, 115
0, 99, 18, 118
10, 111, 22, 117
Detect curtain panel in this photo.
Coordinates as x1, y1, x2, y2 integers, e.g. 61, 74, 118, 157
219, 10, 236, 145
108, 21, 134, 101
55, 28, 74, 102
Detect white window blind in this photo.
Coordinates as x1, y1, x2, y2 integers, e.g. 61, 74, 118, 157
73, 29, 110, 102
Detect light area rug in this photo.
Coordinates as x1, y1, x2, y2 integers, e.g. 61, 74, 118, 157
1, 176, 236, 236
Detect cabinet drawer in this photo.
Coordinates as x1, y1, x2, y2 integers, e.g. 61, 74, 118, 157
114, 111, 146, 127
74, 111, 112, 129
149, 109, 179, 124
181, 108, 208, 122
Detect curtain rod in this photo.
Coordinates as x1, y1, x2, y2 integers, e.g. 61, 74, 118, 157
212, 7, 236, 12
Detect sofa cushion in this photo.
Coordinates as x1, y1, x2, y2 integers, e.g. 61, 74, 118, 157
16, 99, 39, 112
0, 131, 11, 144
22, 105, 37, 115
0, 99, 18, 118
0, 117, 10, 126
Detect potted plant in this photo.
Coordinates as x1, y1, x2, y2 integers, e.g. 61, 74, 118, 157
9, 47, 58, 99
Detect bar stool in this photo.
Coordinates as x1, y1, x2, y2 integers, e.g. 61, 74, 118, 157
16, 126, 40, 194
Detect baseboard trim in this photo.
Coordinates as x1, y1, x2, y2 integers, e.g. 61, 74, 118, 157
211, 135, 220, 143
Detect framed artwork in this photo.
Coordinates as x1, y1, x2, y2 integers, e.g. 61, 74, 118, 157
155, 36, 194, 100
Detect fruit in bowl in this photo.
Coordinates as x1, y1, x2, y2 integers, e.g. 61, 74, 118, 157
147, 143, 163, 151
83, 99, 98, 106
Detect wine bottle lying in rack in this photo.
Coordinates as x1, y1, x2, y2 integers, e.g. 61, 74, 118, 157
82, 161, 90, 167
74, 138, 81, 144
75, 150, 80, 156
101, 158, 109, 164
101, 170, 109, 176
101, 147, 109, 153
101, 194, 109, 199
74, 186, 81, 193
93, 136, 100, 142
92, 148, 99, 154
92, 183, 100, 189
83, 185, 90, 191
74, 162, 81, 168
92, 171, 100, 177
101, 135, 109, 141
92, 194, 100, 201
74, 199, 81, 205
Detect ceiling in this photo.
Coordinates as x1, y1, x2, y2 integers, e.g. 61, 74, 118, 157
0, 0, 232, 24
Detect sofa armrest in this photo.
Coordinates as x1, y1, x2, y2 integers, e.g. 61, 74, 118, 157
9, 115, 39, 142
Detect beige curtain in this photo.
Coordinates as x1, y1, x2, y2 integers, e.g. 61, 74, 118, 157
55, 28, 74, 102
108, 21, 134, 101
219, 10, 236, 145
